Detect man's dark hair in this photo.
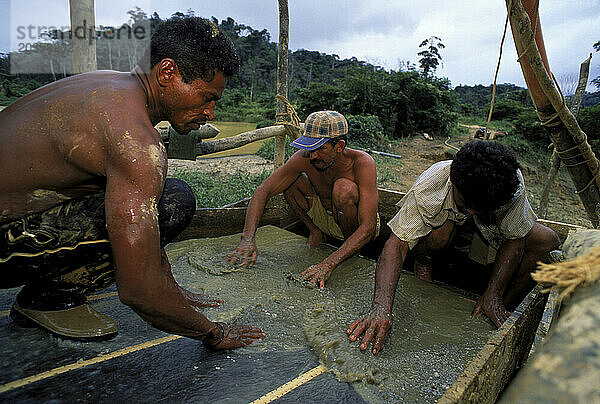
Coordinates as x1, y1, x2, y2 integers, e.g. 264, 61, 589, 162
450, 140, 521, 212
139, 16, 239, 83
328, 135, 348, 147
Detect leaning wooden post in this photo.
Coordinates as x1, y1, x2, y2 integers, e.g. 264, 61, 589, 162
69, 0, 97, 74
274, 0, 290, 168
507, 0, 600, 227
539, 54, 592, 218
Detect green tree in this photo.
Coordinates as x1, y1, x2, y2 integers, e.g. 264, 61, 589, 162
338, 65, 391, 121
489, 99, 528, 121
292, 82, 341, 118
389, 71, 458, 137
512, 110, 550, 144
346, 114, 386, 149
418, 36, 445, 77
578, 103, 600, 155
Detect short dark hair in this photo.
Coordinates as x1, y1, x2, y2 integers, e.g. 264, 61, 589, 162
328, 135, 348, 147
450, 141, 521, 212
139, 16, 239, 83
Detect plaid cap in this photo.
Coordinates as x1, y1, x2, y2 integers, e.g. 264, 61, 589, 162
290, 110, 348, 151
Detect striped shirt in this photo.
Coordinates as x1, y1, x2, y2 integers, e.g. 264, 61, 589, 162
387, 160, 536, 250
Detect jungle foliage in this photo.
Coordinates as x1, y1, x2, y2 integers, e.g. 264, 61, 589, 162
1, 10, 598, 154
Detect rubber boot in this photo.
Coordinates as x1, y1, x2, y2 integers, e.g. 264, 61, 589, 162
10, 286, 118, 341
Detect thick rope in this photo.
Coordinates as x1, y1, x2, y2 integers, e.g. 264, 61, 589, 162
444, 136, 460, 151
275, 94, 301, 140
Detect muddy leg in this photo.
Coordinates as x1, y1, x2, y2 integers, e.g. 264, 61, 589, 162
331, 178, 360, 239
504, 222, 560, 308
283, 173, 324, 247
412, 220, 456, 282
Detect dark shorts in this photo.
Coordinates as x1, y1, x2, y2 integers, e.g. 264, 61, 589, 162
0, 178, 196, 294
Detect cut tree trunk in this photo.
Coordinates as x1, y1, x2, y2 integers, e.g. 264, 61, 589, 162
69, 0, 97, 74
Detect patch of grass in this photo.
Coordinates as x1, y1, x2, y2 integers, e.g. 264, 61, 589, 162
373, 154, 402, 188
171, 169, 272, 208
497, 134, 551, 168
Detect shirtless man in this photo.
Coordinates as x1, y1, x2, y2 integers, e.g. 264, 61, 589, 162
227, 111, 379, 288
0, 17, 264, 347
347, 141, 560, 355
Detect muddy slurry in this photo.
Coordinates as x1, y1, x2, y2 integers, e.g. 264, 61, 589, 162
167, 226, 494, 402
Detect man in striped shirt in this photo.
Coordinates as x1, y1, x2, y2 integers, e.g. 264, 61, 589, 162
348, 141, 560, 355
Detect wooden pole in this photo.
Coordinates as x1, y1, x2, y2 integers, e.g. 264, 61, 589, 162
570, 53, 593, 118
507, 0, 600, 227
539, 54, 592, 218
197, 125, 289, 156
274, 0, 290, 168
69, 0, 97, 74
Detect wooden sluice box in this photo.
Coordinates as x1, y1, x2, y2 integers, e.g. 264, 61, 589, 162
0, 219, 551, 403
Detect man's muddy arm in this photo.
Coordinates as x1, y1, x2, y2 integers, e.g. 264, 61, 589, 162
371, 235, 409, 315
229, 154, 305, 266
472, 237, 525, 327
105, 133, 261, 345
347, 234, 408, 354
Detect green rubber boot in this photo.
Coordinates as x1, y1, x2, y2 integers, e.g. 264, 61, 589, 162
10, 287, 118, 341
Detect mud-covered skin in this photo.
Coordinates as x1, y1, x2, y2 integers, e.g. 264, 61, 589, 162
227, 142, 379, 288
349, 191, 559, 353
0, 60, 264, 348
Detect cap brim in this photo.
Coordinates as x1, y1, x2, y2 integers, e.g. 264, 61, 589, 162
290, 136, 329, 151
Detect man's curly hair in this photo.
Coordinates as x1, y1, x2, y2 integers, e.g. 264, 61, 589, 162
139, 16, 239, 83
450, 141, 521, 212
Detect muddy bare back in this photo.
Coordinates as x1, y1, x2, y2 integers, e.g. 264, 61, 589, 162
0, 71, 162, 222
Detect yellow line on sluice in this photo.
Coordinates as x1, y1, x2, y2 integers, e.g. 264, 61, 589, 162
249, 364, 327, 404
0, 335, 182, 393
0, 291, 119, 319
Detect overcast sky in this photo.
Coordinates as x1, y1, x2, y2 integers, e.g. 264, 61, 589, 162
2, 0, 599, 91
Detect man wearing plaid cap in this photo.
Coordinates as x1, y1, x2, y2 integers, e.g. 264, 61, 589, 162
228, 111, 379, 288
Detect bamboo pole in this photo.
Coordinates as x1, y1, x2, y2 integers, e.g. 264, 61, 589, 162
69, 0, 97, 74
507, 0, 600, 227
274, 0, 290, 168
196, 125, 290, 156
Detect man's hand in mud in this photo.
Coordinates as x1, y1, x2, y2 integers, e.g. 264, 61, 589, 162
301, 261, 335, 289
471, 292, 510, 328
180, 288, 223, 308
207, 322, 265, 350
347, 305, 392, 355
227, 236, 257, 267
